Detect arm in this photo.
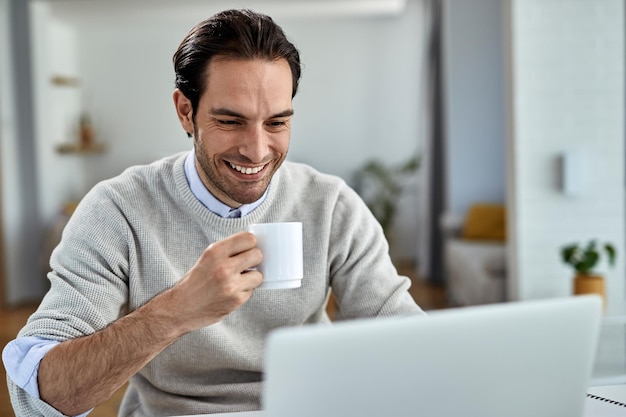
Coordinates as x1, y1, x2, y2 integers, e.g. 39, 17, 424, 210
37, 231, 263, 416
328, 184, 424, 319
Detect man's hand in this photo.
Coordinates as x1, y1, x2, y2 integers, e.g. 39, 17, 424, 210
164, 231, 264, 333
38, 231, 263, 416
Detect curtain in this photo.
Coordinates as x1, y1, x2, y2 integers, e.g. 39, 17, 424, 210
417, 0, 445, 284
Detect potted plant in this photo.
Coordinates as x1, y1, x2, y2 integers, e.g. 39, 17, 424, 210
351, 153, 420, 238
560, 240, 616, 308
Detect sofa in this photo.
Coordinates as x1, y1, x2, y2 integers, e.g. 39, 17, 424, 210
442, 203, 507, 306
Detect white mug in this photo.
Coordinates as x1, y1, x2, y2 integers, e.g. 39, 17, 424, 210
248, 222, 303, 289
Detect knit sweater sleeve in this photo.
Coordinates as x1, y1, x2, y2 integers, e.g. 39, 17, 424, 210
19, 181, 132, 341
326, 181, 424, 320
7, 181, 133, 416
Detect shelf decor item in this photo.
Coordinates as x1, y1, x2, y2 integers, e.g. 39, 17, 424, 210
55, 112, 106, 155
560, 240, 616, 309
79, 113, 95, 148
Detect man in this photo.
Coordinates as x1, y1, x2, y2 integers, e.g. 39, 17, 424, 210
3, 9, 423, 417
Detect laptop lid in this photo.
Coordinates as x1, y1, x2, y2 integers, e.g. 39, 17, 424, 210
263, 295, 602, 417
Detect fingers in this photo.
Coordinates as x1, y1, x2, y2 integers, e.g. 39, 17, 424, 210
241, 269, 263, 292
197, 231, 263, 288
208, 231, 257, 258
204, 232, 262, 275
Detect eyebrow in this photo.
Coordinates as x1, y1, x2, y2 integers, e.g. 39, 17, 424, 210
210, 107, 294, 119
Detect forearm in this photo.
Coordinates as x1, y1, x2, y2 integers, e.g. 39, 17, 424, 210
38, 289, 186, 416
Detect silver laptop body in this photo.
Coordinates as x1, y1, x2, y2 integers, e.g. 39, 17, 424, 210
263, 296, 602, 417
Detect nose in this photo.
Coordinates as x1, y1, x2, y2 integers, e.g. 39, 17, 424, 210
238, 124, 269, 163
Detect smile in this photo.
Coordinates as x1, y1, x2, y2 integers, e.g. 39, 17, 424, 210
229, 162, 267, 175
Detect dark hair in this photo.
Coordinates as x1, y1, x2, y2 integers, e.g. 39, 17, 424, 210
173, 9, 301, 116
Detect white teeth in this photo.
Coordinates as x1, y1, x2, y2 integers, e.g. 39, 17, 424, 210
229, 162, 264, 175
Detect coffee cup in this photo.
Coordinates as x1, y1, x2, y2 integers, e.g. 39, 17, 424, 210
248, 222, 303, 289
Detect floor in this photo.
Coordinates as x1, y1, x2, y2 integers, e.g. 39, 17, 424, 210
0, 261, 447, 417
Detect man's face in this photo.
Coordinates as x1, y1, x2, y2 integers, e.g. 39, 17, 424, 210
178, 58, 294, 207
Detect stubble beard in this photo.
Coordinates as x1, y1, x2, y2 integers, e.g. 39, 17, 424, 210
193, 134, 280, 206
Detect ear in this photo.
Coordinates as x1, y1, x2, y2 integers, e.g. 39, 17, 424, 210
173, 89, 194, 136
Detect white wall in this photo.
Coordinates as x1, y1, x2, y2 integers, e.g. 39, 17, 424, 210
506, 0, 625, 315
31, 2, 86, 230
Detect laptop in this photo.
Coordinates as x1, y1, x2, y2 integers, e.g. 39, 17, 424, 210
262, 295, 602, 417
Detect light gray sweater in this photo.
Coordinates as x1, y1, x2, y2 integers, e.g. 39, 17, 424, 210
10, 152, 423, 416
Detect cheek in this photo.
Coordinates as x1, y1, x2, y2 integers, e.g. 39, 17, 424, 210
196, 127, 237, 154
272, 131, 291, 153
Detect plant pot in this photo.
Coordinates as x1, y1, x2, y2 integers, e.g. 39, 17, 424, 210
573, 274, 606, 309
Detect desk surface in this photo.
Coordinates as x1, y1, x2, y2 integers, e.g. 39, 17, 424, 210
585, 384, 626, 416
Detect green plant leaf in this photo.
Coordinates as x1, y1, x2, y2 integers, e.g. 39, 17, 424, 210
351, 153, 420, 235
561, 244, 577, 264
576, 251, 598, 275
605, 243, 616, 266
560, 239, 617, 276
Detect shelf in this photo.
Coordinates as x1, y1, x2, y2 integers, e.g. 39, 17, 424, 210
50, 75, 80, 87
55, 142, 107, 154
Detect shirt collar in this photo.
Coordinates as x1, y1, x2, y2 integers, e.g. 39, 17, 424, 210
184, 149, 268, 218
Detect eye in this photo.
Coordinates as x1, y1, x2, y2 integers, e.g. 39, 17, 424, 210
266, 120, 289, 130
218, 119, 240, 126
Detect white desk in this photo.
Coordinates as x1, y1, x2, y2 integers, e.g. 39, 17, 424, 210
585, 384, 626, 416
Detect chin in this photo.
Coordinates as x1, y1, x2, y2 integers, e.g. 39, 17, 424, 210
227, 185, 267, 205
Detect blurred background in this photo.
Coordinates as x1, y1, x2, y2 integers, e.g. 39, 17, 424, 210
0, 0, 624, 344
1, 0, 626, 415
